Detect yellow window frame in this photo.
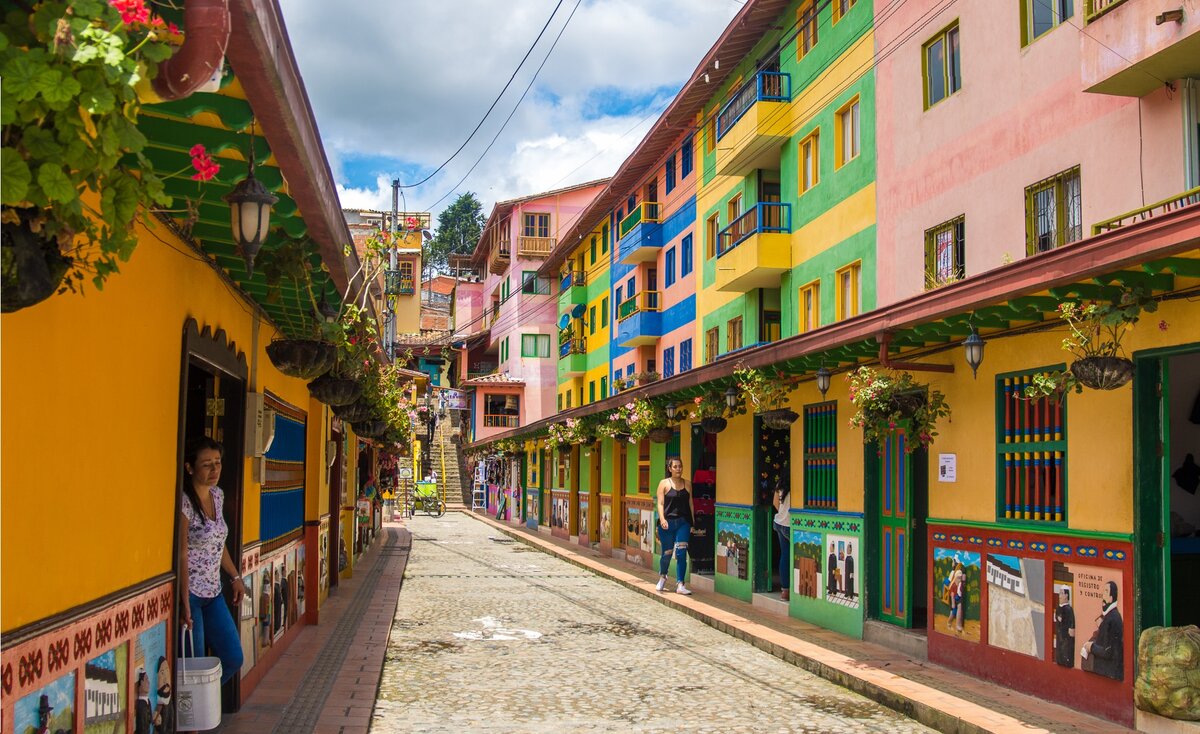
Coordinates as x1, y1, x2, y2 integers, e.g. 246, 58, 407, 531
800, 129, 820, 193
834, 97, 860, 169
835, 261, 861, 321
799, 280, 821, 333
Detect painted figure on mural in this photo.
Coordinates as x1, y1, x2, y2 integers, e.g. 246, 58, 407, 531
1083, 581, 1124, 680
259, 568, 273, 646
827, 542, 838, 596
274, 566, 286, 637
1054, 587, 1076, 667
845, 543, 856, 599
946, 560, 966, 633
134, 669, 152, 734
655, 457, 695, 596
155, 655, 175, 733
179, 437, 245, 685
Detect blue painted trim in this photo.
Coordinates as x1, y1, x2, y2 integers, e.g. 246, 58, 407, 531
716, 71, 791, 141
790, 509, 865, 518
715, 501, 755, 510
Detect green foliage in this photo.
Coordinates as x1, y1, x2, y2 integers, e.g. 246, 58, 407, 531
1, 0, 176, 292
733, 364, 796, 412
847, 367, 951, 452
688, 391, 728, 420
428, 192, 484, 273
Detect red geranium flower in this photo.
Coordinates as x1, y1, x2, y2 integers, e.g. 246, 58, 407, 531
189, 144, 220, 181
110, 0, 150, 25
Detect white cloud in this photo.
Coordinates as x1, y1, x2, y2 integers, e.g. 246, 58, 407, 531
280, 0, 738, 219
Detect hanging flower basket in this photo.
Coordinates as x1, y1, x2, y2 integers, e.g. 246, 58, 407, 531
1070, 356, 1134, 391
352, 420, 388, 439
760, 408, 799, 431
889, 393, 927, 418
1, 214, 72, 313
267, 339, 337, 379
331, 400, 374, 423
701, 417, 727, 434
308, 374, 362, 406
648, 427, 674, 443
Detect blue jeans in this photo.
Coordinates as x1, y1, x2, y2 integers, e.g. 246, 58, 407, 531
658, 518, 690, 582
187, 593, 243, 684
774, 522, 791, 592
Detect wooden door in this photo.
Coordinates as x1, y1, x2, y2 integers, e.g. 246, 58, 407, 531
878, 429, 913, 626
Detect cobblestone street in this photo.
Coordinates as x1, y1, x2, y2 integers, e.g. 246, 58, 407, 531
371, 514, 933, 733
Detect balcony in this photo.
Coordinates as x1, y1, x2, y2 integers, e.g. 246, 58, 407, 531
488, 237, 511, 275
715, 71, 791, 177
714, 202, 792, 292
1081, 0, 1200, 96
384, 270, 416, 296
558, 335, 587, 377
518, 236, 555, 258
615, 290, 661, 347
1093, 186, 1200, 234
617, 202, 663, 264
483, 414, 520, 428
560, 270, 587, 306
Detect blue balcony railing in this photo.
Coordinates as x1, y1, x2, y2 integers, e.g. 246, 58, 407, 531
717, 202, 792, 257
716, 71, 791, 141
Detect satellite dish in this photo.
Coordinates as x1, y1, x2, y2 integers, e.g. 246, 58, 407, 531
570, 303, 586, 319
558, 313, 571, 330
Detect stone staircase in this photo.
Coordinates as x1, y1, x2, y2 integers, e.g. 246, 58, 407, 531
432, 414, 469, 508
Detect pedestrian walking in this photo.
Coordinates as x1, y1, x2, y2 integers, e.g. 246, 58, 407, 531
655, 457, 694, 595
772, 479, 791, 601
178, 437, 244, 684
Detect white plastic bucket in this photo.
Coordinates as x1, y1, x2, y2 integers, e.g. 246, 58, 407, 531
176, 630, 223, 731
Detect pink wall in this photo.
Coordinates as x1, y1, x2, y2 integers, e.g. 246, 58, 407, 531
874, 1, 1186, 307
453, 280, 484, 339
473, 384, 525, 441
1080, 0, 1200, 91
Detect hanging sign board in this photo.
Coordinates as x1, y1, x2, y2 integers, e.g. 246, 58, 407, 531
938, 453, 957, 483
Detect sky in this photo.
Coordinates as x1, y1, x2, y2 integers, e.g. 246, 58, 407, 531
278, 0, 740, 223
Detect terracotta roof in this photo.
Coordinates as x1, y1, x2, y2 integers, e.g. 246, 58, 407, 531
461, 372, 525, 387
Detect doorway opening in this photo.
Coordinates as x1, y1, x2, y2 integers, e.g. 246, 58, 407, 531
690, 425, 717, 574
753, 416, 791, 594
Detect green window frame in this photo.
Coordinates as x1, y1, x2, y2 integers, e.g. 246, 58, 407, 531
521, 270, 551, 295
501, 277, 510, 300
589, 305, 597, 335
600, 376, 608, 397
520, 333, 550, 358
1024, 166, 1081, 256
500, 337, 509, 362
589, 381, 596, 403
922, 22, 961, 109
590, 236, 597, 265
995, 366, 1068, 525
802, 401, 838, 509
601, 224, 609, 254
601, 297, 609, 327
1022, 0, 1073, 45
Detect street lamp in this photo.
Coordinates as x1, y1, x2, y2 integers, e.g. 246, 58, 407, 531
223, 151, 278, 275
723, 386, 738, 412
815, 366, 832, 398
665, 403, 677, 421
963, 328, 986, 379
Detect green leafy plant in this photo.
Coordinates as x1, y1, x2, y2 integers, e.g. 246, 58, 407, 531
2, 0, 185, 302
689, 391, 727, 420
847, 367, 950, 452
733, 364, 795, 412
494, 438, 520, 456
547, 416, 591, 447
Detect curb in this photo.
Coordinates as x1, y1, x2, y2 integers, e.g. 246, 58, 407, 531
463, 510, 1053, 734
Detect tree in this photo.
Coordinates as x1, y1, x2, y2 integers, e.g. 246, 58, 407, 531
428, 193, 485, 274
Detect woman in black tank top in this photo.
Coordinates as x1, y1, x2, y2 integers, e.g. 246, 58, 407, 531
655, 457, 695, 595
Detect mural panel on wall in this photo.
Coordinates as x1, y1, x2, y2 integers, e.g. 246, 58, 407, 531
297, 545, 307, 618
240, 572, 257, 676
933, 548, 982, 642
259, 562, 274, 655
716, 520, 750, 580
525, 489, 539, 530
792, 530, 822, 599
1053, 561, 1125, 680
15, 670, 75, 734
987, 554, 1046, 660
84, 643, 127, 734
825, 534, 859, 607
551, 495, 569, 532
598, 499, 612, 550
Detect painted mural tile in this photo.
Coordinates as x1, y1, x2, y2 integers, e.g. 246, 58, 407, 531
15, 670, 75, 734
791, 530, 822, 599
598, 503, 612, 542
297, 544, 307, 618
825, 534, 860, 608
1053, 561, 1125, 681
239, 572, 257, 677
132, 621, 168, 721
84, 642, 127, 733
716, 520, 750, 580
258, 562, 274, 655
932, 548, 981, 643
985, 553, 1046, 660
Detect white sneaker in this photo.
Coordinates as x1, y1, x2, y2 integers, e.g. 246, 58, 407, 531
655, 576, 667, 592
676, 583, 692, 595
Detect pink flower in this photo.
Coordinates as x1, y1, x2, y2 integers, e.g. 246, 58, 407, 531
110, 0, 150, 25
1159, 320, 1169, 332
189, 144, 220, 181
693, 397, 702, 405
168, 21, 179, 34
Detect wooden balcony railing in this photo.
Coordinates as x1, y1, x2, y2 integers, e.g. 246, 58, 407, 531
1085, 0, 1127, 22
518, 236, 555, 257
717, 202, 792, 257
1092, 186, 1200, 234
617, 290, 661, 322
618, 201, 662, 239
488, 238, 512, 274
483, 414, 520, 428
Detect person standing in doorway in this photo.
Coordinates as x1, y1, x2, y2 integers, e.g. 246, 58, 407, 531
772, 479, 791, 601
179, 437, 245, 685
655, 457, 695, 595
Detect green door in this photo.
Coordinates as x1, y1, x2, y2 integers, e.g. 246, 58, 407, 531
878, 428, 913, 627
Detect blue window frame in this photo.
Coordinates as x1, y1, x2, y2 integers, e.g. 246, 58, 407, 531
680, 234, 693, 277
663, 347, 676, 378
626, 276, 635, 295
614, 285, 623, 310
628, 363, 636, 377
665, 247, 676, 287
627, 195, 636, 212
665, 154, 676, 194
680, 339, 692, 372
681, 136, 694, 178
613, 367, 621, 387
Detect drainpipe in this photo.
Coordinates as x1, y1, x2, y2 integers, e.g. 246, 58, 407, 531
151, 0, 232, 102
876, 332, 954, 373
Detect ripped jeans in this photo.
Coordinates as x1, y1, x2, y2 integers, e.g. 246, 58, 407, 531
657, 517, 690, 582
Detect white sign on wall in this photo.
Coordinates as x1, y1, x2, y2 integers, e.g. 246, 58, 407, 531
938, 453, 957, 483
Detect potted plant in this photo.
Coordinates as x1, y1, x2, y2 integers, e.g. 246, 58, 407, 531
634, 371, 661, 386
691, 391, 730, 434
331, 399, 374, 423
847, 367, 950, 453
734, 365, 798, 429
1025, 287, 1159, 398
547, 417, 591, 447
617, 398, 670, 442
595, 410, 634, 443
2, 1, 195, 312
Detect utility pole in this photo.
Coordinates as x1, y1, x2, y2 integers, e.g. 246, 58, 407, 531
388, 178, 399, 359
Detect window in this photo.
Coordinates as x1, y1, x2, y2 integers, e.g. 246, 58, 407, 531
1025, 166, 1081, 256
600, 376, 608, 397
520, 333, 550, 358
799, 280, 820, 332
646, 358, 656, 374
665, 247, 676, 287
798, 0, 819, 58
665, 154, 677, 194
706, 213, 720, 259
800, 130, 820, 193
681, 136, 694, 178
835, 261, 861, 320
565, 391, 572, 409
601, 224, 609, 253
996, 368, 1067, 523
802, 401, 838, 508
762, 311, 782, 342
704, 327, 720, 363
680, 234, 693, 276
704, 115, 717, 154
1023, 0, 1072, 45
589, 305, 597, 335
923, 23, 961, 109
626, 276, 635, 295
522, 213, 550, 238
601, 296, 609, 327
835, 97, 860, 168
663, 347, 676, 378
832, 0, 856, 23
614, 285, 622, 311
680, 339, 693, 372
924, 215, 966, 288
484, 393, 518, 428
728, 194, 742, 223
627, 195, 637, 213
501, 277, 510, 300
557, 393, 563, 412
727, 317, 743, 352
590, 236, 597, 265
521, 271, 551, 295
500, 337, 509, 362
589, 381, 596, 403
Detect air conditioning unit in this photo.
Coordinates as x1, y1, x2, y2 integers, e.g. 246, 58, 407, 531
245, 392, 277, 458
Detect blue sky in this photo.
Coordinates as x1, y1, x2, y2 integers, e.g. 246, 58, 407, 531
280, 0, 739, 222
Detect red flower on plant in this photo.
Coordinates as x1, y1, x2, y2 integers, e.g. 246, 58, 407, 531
1159, 320, 1169, 332
189, 144, 220, 181
110, 0, 150, 25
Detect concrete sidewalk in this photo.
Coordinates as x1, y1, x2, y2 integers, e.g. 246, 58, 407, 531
466, 511, 1134, 734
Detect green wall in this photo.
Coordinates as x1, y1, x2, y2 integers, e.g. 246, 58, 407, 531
788, 510, 865, 638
